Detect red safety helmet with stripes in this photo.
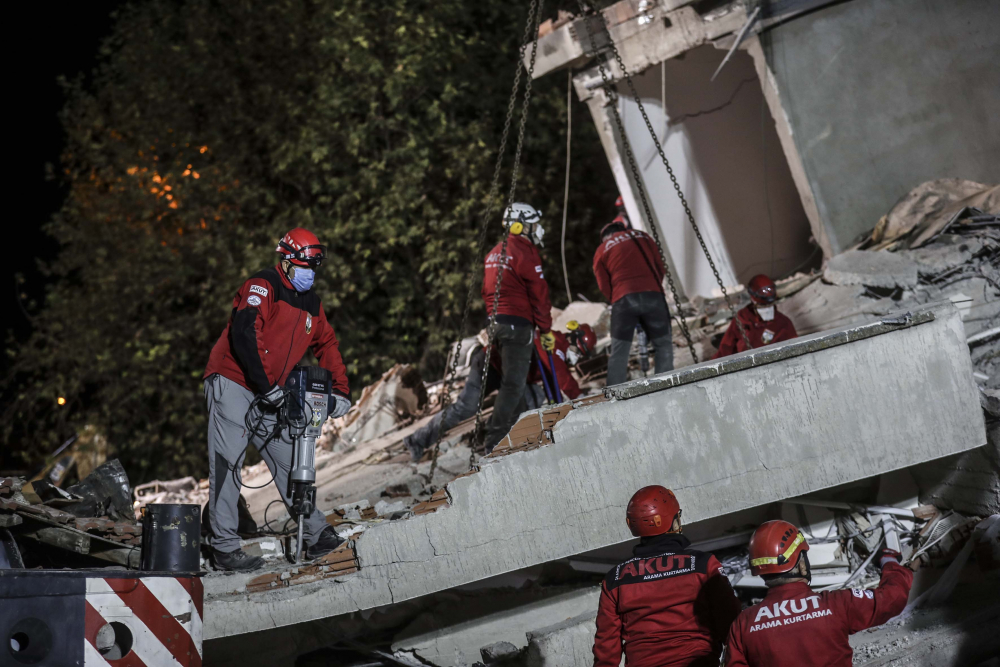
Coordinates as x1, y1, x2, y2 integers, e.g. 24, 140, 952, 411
276, 228, 327, 267
747, 274, 777, 305
749, 520, 810, 576
626, 485, 681, 537
565, 320, 597, 358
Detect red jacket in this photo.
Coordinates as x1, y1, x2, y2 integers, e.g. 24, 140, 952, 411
592, 229, 665, 303
528, 331, 581, 400
725, 563, 913, 667
490, 331, 581, 400
594, 534, 742, 667
204, 265, 349, 397
713, 305, 797, 359
482, 235, 552, 332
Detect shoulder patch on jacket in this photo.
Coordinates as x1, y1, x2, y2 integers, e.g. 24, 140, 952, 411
604, 549, 709, 590
249, 284, 269, 298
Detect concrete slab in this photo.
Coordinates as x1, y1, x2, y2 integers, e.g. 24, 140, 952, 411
824, 250, 920, 289
203, 303, 984, 639
391, 587, 599, 667
524, 612, 598, 667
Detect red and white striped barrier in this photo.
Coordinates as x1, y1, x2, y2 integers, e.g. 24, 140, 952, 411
2, 571, 202, 667
85, 575, 203, 666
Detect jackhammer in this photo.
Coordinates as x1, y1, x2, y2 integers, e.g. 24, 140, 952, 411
283, 365, 332, 563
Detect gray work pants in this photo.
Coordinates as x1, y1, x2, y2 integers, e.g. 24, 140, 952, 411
204, 374, 329, 554
484, 322, 535, 453
607, 291, 674, 387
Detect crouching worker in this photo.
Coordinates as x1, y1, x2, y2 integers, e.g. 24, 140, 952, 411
202, 228, 352, 571
594, 486, 741, 667
725, 520, 913, 666
404, 322, 597, 461
713, 274, 797, 358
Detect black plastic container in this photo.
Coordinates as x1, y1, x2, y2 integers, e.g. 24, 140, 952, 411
140, 504, 201, 572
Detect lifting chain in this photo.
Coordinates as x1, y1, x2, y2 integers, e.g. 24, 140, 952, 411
472, 0, 545, 455
579, 1, 754, 354
425, 0, 543, 482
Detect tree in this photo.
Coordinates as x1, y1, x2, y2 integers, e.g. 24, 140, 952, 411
2, 0, 615, 481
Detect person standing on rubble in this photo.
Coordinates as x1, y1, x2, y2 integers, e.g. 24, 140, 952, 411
202, 228, 352, 571
593, 212, 674, 386
405, 322, 596, 461
593, 486, 742, 667
713, 274, 797, 358
725, 520, 914, 666
481, 203, 555, 453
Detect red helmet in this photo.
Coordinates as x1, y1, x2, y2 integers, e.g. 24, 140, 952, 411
747, 274, 777, 305
749, 520, 810, 576
600, 214, 629, 238
566, 321, 597, 358
625, 486, 681, 537
276, 228, 327, 267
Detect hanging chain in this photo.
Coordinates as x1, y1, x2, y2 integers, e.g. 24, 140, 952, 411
425, 0, 542, 482
473, 0, 545, 453
582, 1, 753, 351
579, 3, 699, 361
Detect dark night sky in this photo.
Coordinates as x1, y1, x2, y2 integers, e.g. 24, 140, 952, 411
6, 2, 125, 361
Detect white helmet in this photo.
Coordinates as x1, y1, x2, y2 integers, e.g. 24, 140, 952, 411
502, 203, 544, 246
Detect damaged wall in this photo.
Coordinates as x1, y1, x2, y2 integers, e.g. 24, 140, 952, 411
759, 0, 1000, 252
616, 45, 815, 288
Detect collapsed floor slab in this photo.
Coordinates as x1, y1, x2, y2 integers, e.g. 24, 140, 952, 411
204, 303, 984, 639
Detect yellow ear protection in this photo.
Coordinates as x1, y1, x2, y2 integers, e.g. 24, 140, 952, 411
565, 320, 580, 331
509, 222, 524, 235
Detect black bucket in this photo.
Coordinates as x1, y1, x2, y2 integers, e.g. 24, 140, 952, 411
140, 504, 202, 572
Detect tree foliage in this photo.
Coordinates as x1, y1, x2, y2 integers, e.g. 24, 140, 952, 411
2, 0, 615, 481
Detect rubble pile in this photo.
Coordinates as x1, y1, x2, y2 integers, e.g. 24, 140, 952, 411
1, 460, 143, 569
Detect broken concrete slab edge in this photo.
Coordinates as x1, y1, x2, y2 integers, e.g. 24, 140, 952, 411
605, 306, 936, 402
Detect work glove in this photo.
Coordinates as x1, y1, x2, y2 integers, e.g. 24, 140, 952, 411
877, 548, 902, 569
330, 394, 352, 419
539, 331, 556, 352
260, 384, 286, 409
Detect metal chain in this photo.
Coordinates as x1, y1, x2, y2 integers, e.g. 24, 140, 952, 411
425, 0, 542, 481
584, 2, 753, 351
473, 0, 545, 454
579, 3, 699, 361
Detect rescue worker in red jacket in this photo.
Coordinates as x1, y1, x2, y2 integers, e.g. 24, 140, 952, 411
203, 228, 351, 571
404, 322, 596, 461
593, 214, 674, 386
594, 486, 742, 667
714, 274, 797, 359
725, 520, 914, 667
481, 203, 554, 453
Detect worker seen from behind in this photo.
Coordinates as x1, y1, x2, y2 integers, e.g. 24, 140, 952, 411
713, 274, 797, 359
593, 211, 674, 386
726, 520, 913, 666
481, 203, 554, 453
593, 486, 742, 667
202, 228, 352, 571
404, 322, 596, 461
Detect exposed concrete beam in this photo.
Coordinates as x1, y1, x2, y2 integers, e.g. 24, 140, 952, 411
204, 303, 984, 639
746, 37, 835, 258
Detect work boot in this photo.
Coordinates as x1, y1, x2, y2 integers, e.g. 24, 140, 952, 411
404, 435, 425, 463
305, 526, 345, 560
212, 547, 264, 572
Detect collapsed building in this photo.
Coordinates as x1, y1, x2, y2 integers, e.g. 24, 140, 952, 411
3, 1, 998, 666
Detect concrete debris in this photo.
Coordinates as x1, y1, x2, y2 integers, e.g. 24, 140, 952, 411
326, 364, 428, 449
862, 178, 999, 250
133, 476, 208, 515
823, 250, 920, 289
1, 460, 144, 568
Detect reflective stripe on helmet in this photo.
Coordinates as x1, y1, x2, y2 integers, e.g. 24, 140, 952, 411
750, 532, 805, 567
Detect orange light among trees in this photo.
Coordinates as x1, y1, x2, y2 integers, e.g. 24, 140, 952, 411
57, 397, 67, 405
